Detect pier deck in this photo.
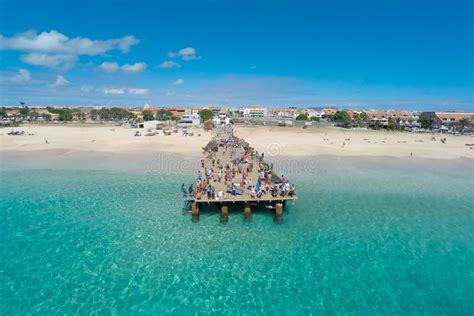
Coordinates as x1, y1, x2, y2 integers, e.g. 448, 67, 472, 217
183, 125, 297, 222
195, 145, 296, 203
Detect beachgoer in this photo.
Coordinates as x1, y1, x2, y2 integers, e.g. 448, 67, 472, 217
289, 184, 296, 197
250, 186, 256, 198
207, 185, 212, 199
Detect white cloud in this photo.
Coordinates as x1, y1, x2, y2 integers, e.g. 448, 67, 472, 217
50, 75, 69, 87
99, 61, 146, 73
100, 61, 119, 73
0, 30, 139, 68
21, 52, 77, 68
104, 88, 125, 95
173, 79, 184, 85
11, 69, 31, 83
128, 88, 149, 95
0, 30, 139, 55
121, 62, 147, 72
102, 87, 149, 95
158, 60, 181, 69
168, 47, 201, 61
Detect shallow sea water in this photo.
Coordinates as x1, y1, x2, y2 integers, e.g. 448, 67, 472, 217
0, 158, 473, 314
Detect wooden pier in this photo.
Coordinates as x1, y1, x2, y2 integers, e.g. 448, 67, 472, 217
182, 125, 297, 223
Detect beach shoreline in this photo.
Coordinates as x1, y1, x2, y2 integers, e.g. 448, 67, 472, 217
1, 124, 473, 168
1, 147, 472, 175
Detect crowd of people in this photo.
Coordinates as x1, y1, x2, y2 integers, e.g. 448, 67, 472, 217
183, 135, 296, 201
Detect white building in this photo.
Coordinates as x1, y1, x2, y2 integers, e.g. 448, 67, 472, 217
304, 109, 324, 119
242, 106, 268, 118
138, 120, 166, 129
176, 114, 201, 127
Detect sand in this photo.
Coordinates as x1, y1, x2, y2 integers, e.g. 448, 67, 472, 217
1, 123, 473, 161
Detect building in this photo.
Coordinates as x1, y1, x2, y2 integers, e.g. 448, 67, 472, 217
435, 112, 474, 124
304, 109, 324, 119
207, 106, 224, 117
242, 106, 268, 118
137, 120, 166, 129
30, 108, 51, 115
321, 108, 338, 117
143, 104, 200, 118
364, 110, 420, 128
176, 114, 201, 127
270, 108, 298, 119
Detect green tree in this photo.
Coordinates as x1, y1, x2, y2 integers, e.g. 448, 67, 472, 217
29, 111, 39, 121
458, 118, 470, 134
295, 113, 309, 120
59, 111, 73, 121
333, 110, 351, 125
373, 120, 381, 130
359, 112, 369, 123
41, 113, 52, 121
198, 109, 214, 121
93, 108, 134, 121
352, 112, 361, 124
387, 117, 397, 130
419, 112, 437, 129
142, 110, 154, 121
156, 109, 173, 121
0, 108, 6, 118
90, 109, 99, 121
19, 107, 30, 117
310, 116, 320, 121
47, 107, 74, 121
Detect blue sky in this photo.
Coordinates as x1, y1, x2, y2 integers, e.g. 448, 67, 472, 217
0, 0, 472, 110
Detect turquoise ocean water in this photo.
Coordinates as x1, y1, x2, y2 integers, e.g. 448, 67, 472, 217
0, 157, 473, 314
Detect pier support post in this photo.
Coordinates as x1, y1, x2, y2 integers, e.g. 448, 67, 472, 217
220, 204, 228, 224
244, 203, 251, 221
192, 202, 199, 222
275, 203, 283, 223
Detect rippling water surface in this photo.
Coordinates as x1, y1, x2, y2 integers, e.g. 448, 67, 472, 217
1, 158, 473, 314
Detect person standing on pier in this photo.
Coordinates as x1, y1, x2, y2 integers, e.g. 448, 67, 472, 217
207, 185, 212, 199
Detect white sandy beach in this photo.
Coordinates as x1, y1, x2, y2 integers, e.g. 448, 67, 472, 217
0, 124, 473, 160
